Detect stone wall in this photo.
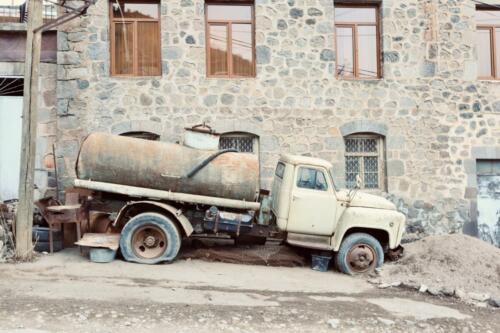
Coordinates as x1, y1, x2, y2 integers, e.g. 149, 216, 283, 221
0, 58, 57, 199
55, 0, 500, 238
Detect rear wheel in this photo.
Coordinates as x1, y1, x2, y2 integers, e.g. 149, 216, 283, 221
335, 233, 384, 275
120, 213, 181, 264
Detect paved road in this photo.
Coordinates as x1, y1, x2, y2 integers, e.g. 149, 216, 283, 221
0, 250, 498, 332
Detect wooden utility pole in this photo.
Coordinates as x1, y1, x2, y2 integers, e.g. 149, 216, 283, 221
16, 0, 43, 259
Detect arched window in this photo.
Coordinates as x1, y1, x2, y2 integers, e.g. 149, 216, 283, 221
344, 133, 385, 190
219, 132, 259, 154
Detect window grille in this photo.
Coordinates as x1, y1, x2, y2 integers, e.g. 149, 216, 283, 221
0, 77, 23, 97
219, 135, 254, 153
344, 135, 385, 190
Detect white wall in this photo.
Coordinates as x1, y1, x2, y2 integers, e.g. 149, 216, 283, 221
0, 95, 22, 201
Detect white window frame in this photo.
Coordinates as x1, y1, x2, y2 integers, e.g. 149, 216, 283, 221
344, 133, 385, 191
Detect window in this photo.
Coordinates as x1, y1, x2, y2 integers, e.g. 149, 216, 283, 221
275, 162, 285, 179
219, 132, 258, 153
0, 31, 57, 63
476, 9, 500, 79
205, 3, 255, 77
0, 77, 23, 97
110, 0, 161, 76
296, 167, 328, 191
344, 134, 385, 190
335, 5, 380, 79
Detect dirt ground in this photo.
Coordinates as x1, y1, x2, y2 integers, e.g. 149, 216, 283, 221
0, 248, 499, 333
179, 238, 307, 267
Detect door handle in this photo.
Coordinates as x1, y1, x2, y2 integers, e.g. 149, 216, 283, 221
292, 195, 302, 201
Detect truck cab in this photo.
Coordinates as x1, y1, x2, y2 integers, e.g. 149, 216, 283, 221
271, 154, 405, 274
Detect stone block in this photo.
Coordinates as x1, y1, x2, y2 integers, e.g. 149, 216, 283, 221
261, 136, 280, 152
277, 19, 287, 30
56, 80, 78, 99
383, 51, 399, 63
420, 61, 436, 77
320, 49, 335, 61
57, 140, 79, 157
340, 120, 388, 137
57, 32, 69, 51
289, 8, 303, 19
164, 46, 183, 60
203, 95, 218, 107
308, 8, 322, 16
386, 136, 405, 150
387, 160, 405, 177
87, 43, 107, 61
57, 51, 80, 65
140, 93, 153, 106
325, 137, 344, 151
111, 121, 132, 134
256, 46, 271, 64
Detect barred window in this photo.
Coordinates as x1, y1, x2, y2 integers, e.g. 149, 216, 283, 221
219, 133, 258, 153
344, 134, 385, 190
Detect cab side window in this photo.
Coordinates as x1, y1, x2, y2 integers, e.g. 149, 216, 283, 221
296, 167, 328, 191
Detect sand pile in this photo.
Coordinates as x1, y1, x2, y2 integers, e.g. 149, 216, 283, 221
379, 234, 500, 298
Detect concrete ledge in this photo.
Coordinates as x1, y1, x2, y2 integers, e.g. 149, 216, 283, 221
111, 120, 163, 137
0, 22, 27, 31
339, 120, 388, 137
215, 119, 263, 137
0, 61, 24, 76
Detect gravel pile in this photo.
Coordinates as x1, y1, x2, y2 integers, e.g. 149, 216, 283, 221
375, 234, 500, 307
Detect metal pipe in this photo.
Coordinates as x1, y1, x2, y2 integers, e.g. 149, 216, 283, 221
185, 149, 237, 178
74, 179, 261, 211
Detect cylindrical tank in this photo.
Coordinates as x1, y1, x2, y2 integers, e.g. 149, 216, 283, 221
76, 133, 259, 201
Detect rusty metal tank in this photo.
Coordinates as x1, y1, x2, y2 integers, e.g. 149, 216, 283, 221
76, 133, 259, 201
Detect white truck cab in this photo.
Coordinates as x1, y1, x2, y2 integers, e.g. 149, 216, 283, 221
271, 154, 405, 274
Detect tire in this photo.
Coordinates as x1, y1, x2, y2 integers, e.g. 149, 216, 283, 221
119, 212, 181, 264
335, 233, 384, 275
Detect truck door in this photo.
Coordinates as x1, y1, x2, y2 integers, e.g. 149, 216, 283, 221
286, 166, 337, 235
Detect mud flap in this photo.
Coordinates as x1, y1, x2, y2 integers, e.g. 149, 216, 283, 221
387, 245, 404, 261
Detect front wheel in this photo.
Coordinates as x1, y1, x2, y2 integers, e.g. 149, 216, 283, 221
335, 233, 384, 275
120, 213, 181, 264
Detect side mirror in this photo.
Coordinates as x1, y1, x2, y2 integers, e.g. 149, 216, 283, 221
355, 174, 362, 189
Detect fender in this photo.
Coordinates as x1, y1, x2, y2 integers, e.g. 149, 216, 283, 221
331, 206, 405, 251
113, 201, 194, 236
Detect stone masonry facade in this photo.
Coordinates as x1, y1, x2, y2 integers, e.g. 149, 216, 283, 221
51, 0, 500, 239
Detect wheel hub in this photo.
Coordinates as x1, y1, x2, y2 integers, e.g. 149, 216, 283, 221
144, 235, 157, 247
131, 225, 167, 259
347, 244, 376, 273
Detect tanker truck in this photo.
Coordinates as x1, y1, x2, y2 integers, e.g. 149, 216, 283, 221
74, 129, 405, 274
